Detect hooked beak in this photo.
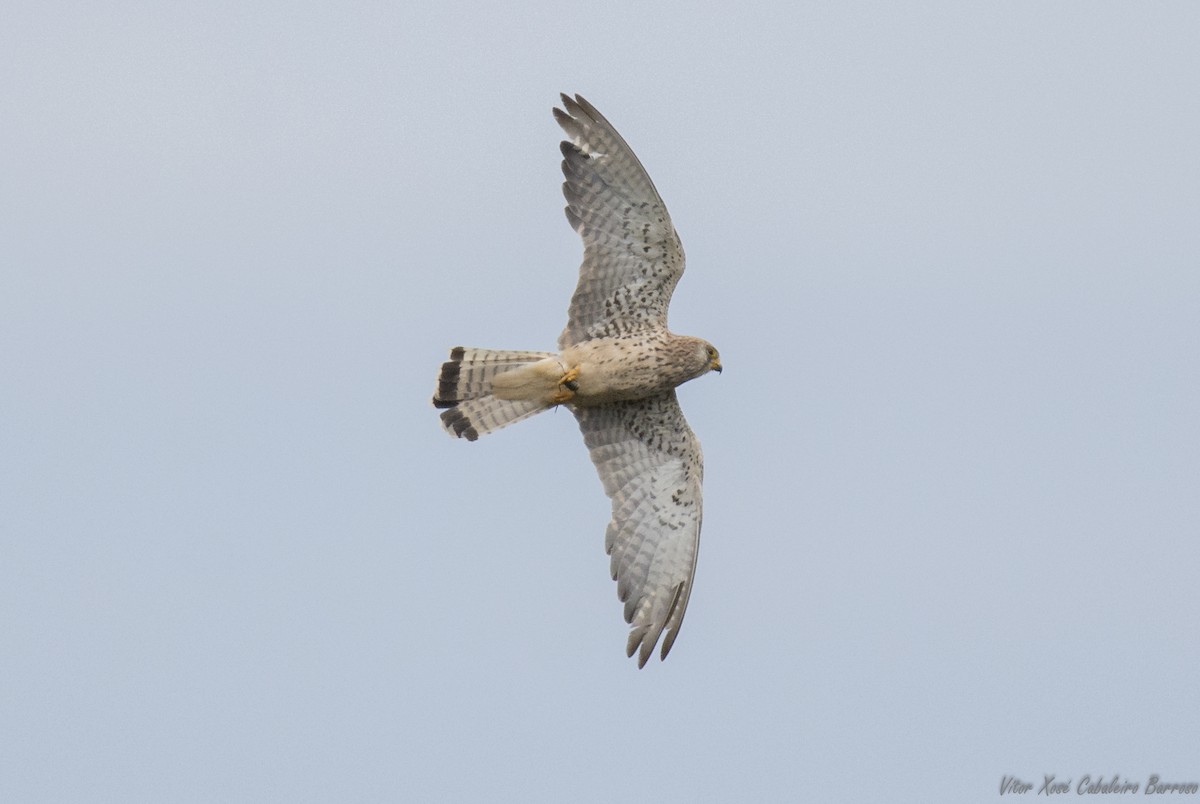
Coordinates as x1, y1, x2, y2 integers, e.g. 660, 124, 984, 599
711, 358, 722, 374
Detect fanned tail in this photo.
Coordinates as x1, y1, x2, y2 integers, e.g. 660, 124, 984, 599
432, 347, 559, 441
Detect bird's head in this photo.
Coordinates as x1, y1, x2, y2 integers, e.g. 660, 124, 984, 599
681, 337, 722, 379
704, 342, 722, 375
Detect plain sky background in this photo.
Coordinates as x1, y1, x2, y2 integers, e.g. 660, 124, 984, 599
3, 3, 1198, 802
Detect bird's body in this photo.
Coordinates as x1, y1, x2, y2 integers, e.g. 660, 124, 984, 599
481, 334, 717, 408
433, 94, 720, 667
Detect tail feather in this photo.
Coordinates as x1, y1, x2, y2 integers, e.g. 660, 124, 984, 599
433, 346, 559, 440
439, 396, 548, 441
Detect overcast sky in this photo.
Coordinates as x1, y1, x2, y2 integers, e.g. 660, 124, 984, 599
3, 3, 1198, 802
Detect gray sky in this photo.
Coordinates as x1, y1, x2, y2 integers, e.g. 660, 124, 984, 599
3, 3, 1198, 802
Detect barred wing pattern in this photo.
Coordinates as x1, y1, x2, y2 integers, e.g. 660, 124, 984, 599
435, 94, 716, 666
572, 392, 703, 667
555, 94, 687, 349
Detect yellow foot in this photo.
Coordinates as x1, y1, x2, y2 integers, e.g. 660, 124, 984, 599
551, 366, 580, 404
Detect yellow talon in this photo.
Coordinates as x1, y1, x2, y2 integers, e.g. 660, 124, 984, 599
551, 366, 580, 404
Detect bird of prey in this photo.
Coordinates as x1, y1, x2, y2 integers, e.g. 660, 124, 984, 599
433, 93, 721, 667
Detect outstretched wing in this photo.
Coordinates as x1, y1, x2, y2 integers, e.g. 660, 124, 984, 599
573, 392, 703, 667
554, 93, 687, 349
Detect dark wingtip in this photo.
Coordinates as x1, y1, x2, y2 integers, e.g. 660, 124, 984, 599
572, 93, 597, 118
657, 582, 687, 662
660, 628, 678, 661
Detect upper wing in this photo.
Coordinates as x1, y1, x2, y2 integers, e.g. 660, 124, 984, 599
573, 392, 703, 667
554, 93, 687, 349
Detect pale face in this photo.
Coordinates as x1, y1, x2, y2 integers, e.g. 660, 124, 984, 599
703, 342, 722, 375
687, 338, 722, 378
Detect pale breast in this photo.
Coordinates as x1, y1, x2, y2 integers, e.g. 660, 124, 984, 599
562, 335, 676, 405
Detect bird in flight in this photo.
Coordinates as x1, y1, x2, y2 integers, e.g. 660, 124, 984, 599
433, 93, 721, 667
